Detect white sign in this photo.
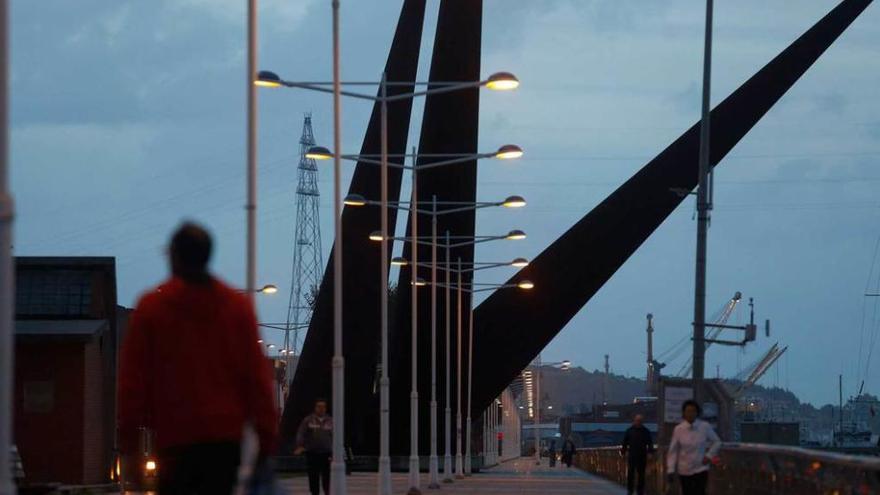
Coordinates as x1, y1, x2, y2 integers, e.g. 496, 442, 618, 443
664, 386, 693, 423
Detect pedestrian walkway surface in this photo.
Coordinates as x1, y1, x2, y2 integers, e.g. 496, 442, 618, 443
279, 458, 626, 494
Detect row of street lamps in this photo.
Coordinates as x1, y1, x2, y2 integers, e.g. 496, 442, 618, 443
252, 3, 523, 492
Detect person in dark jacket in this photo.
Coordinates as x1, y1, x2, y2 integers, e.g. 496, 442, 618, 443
561, 437, 576, 468
118, 223, 278, 495
295, 399, 333, 495
621, 414, 655, 495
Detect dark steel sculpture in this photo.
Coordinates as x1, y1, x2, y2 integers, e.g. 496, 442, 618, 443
279, 0, 427, 454
469, 0, 874, 415
389, 0, 483, 455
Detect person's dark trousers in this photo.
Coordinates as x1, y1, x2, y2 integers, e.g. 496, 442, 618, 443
305, 451, 331, 495
158, 442, 240, 495
679, 471, 708, 495
626, 456, 646, 495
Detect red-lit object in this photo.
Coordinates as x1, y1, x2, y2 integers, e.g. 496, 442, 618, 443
497, 431, 504, 440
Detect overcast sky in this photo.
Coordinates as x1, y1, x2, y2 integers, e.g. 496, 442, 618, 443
10, 1, 880, 406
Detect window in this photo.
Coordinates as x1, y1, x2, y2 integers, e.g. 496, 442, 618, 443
16, 269, 94, 317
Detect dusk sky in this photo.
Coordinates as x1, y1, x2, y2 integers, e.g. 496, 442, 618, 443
10, 1, 880, 406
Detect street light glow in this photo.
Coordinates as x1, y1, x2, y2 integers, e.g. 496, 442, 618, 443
412, 278, 427, 287
495, 144, 524, 160
502, 195, 527, 208
344, 193, 367, 206
517, 280, 535, 290
259, 284, 278, 294
254, 70, 283, 88
511, 257, 529, 267
391, 257, 409, 266
486, 72, 520, 91
496, 144, 523, 160
305, 146, 333, 160
506, 229, 527, 240
369, 231, 384, 242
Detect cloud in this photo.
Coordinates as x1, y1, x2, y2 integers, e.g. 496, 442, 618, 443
175, 0, 316, 30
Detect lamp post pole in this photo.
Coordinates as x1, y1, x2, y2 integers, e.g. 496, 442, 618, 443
428, 197, 440, 488
246, 0, 257, 298
443, 233, 453, 483
455, 258, 464, 479
534, 353, 541, 466
464, 299, 474, 475
329, 1, 347, 493
692, 0, 714, 404
378, 73, 392, 495
408, 156, 421, 495
0, 0, 14, 491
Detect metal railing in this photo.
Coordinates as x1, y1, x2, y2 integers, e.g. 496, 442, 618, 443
574, 443, 880, 494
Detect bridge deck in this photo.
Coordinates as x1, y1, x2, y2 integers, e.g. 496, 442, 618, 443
280, 458, 626, 494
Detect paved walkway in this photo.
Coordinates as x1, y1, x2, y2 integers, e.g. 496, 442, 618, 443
280, 458, 626, 494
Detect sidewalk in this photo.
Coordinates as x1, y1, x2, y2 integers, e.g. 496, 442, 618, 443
279, 457, 626, 494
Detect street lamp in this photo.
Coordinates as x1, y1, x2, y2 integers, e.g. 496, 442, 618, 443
257, 68, 519, 495
357, 192, 525, 486
424, 274, 534, 476
387, 229, 528, 481
239, 284, 279, 295
341, 156, 523, 489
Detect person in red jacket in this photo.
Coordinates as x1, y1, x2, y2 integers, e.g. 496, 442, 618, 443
118, 222, 278, 494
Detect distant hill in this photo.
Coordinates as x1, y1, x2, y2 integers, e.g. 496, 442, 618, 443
533, 366, 879, 436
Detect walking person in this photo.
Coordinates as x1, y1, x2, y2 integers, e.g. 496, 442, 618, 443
118, 222, 278, 495
548, 441, 557, 467
621, 414, 654, 495
666, 400, 721, 495
295, 399, 333, 495
561, 436, 576, 468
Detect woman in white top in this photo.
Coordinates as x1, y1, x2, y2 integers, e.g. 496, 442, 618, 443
666, 400, 721, 495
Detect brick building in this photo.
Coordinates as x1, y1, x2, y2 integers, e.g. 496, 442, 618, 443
13, 257, 125, 485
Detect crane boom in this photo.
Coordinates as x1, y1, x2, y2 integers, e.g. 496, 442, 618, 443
735, 344, 787, 396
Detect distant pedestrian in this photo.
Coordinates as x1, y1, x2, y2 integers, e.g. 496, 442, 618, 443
118, 222, 278, 495
666, 400, 720, 495
295, 399, 333, 495
548, 441, 557, 467
621, 414, 654, 495
561, 437, 576, 468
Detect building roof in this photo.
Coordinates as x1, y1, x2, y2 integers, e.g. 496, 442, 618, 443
15, 319, 108, 338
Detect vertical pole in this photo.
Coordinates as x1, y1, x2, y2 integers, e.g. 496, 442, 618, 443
692, 0, 713, 404
838, 374, 843, 445
464, 301, 474, 475
492, 399, 497, 464
443, 234, 453, 483
428, 198, 439, 488
377, 74, 391, 495
646, 313, 654, 395
482, 411, 487, 465
603, 354, 609, 404
408, 150, 420, 494
246, 0, 258, 298
455, 259, 464, 479
330, 1, 347, 494
534, 354, 540, 465
0, 0, 14, 491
